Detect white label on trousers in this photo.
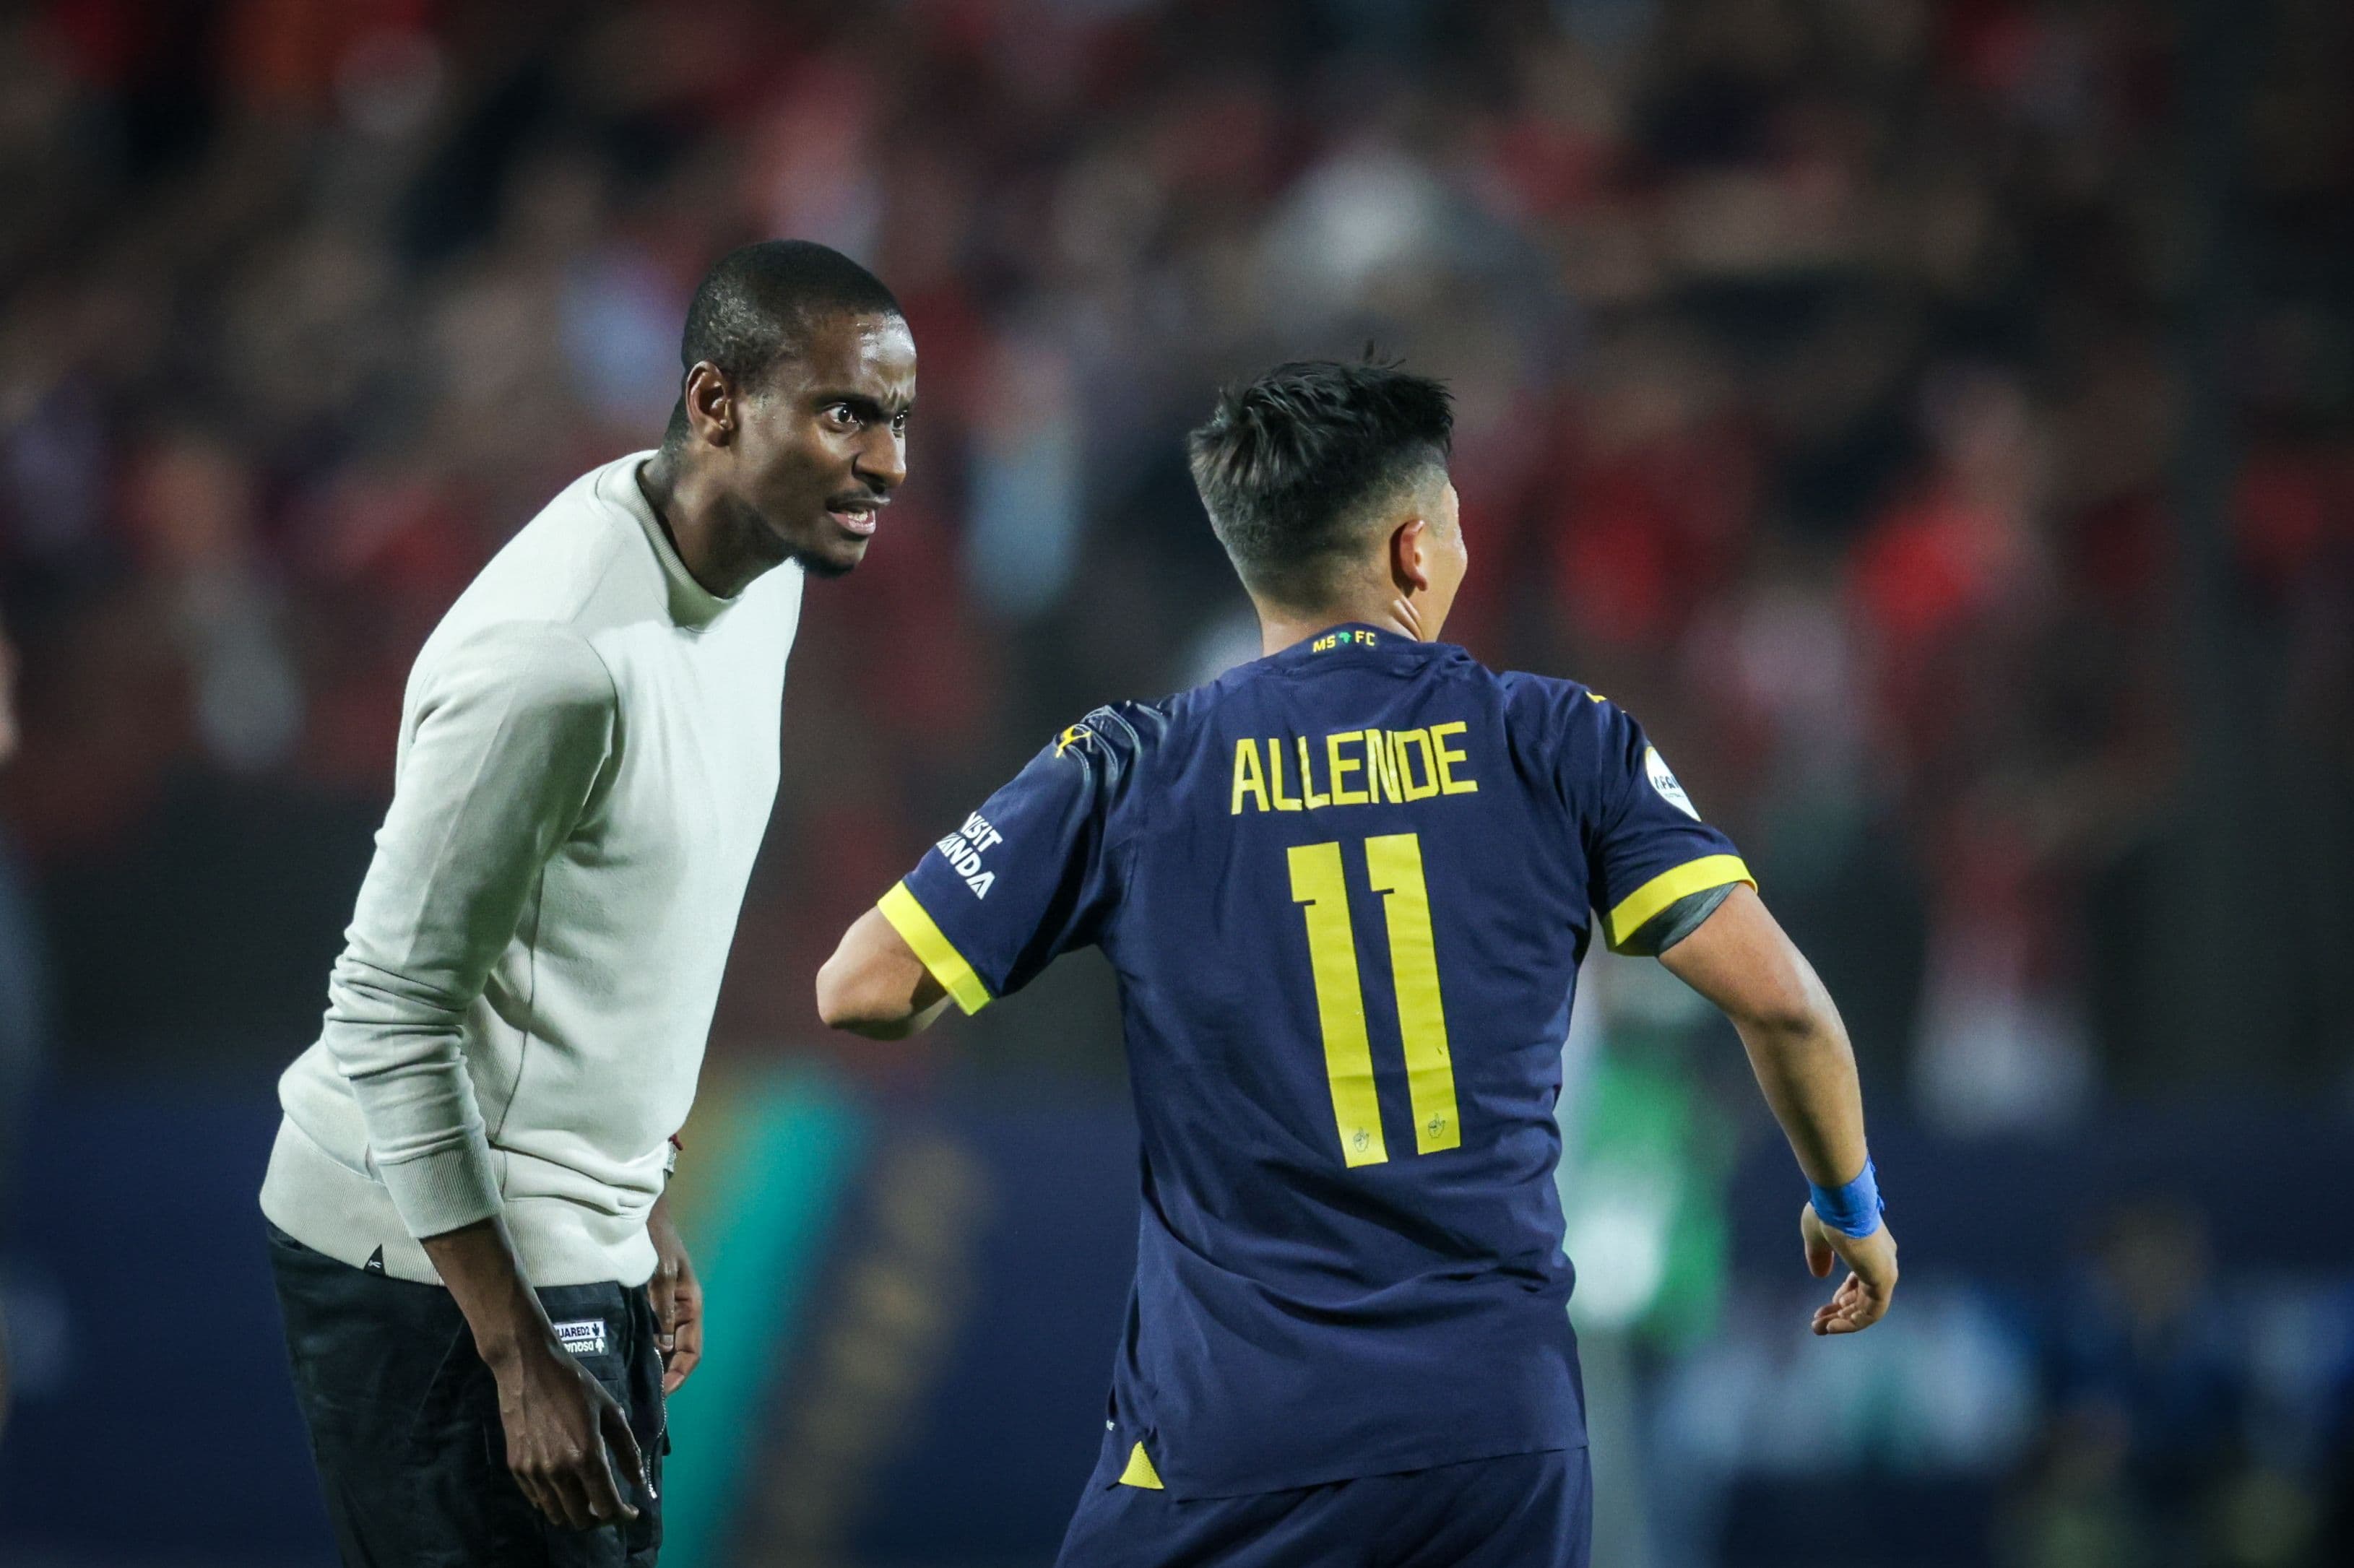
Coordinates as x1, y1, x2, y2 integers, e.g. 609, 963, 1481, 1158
553, 1320, 608, 1356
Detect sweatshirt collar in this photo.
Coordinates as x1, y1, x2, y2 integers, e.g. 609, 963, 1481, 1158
605, 452, 739, 631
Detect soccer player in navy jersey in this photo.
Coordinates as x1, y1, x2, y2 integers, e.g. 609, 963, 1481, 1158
816, 360, 1898, 1567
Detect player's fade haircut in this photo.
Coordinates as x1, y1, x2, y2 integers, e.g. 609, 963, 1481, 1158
1187, 359, 1454, 609
664, 240, 903, 449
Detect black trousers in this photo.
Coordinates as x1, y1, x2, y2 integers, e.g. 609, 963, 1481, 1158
268, 1222, 666, 1567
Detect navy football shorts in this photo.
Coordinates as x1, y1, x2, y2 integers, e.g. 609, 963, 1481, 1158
1054, 1446, 1591, 1568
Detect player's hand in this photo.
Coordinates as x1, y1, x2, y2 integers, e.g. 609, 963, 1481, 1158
1801, 1203, 1898, 1335
647, 1198, 705, 1394
490, 1336, 644, 1532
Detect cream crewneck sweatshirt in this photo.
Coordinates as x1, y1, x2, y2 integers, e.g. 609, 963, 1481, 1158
261, 452, 800, 1286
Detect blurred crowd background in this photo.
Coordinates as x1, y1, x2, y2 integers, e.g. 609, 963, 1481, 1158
0, 0, 2350, 1564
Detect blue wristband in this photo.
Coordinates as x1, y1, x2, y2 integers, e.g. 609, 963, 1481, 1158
1809, 1159, 1885, 1239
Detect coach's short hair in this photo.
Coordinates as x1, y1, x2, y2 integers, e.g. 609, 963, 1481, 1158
665, 240, 902, 446
1187, 360, 1454, 608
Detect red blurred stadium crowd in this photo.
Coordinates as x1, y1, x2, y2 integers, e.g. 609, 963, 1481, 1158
0, 0, 2347, 1105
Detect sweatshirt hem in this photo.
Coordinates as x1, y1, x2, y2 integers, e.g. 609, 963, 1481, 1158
260, 1117, 658, 1288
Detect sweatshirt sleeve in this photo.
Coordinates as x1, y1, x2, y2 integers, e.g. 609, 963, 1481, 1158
321, 620, 618, 1242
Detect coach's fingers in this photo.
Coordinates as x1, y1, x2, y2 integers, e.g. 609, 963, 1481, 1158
511, 1463, 564, 1529
600, 1399, 647, 1507
563, 1450, 633, 1531
664, 1316, 702, 1394
506, 1429, 579, 1530
548, 1465, 606, 1532
648, 1278, 680, 1372
648, 1271, 678, 1343
523, 1452, 588, 1533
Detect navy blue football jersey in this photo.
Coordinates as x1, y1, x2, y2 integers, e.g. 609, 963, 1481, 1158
880, 626, 1752, 1499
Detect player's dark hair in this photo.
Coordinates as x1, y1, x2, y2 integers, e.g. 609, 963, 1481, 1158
663, 240, 903, 449
1187, 360, 1454, 608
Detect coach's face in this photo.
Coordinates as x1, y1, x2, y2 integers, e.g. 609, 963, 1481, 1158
734, 311, 917, 578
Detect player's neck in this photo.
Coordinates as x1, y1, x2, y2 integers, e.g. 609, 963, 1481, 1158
1255, 596, 1433, 657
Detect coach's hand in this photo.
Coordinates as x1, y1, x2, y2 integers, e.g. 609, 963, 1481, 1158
422, 1214, 644, 1530
492, 1336, 644, 1531
1801, 1204, 1898, 1335
647, 1195, 704, 1394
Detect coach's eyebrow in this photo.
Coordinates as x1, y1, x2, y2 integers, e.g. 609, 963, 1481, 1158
815, 391, 914, 418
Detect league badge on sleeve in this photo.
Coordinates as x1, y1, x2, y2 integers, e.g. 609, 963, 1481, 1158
1645, 746, 1701, 820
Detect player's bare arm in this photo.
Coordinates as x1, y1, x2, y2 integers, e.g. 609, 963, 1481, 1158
1658, 883, 1898, 1335
816, 906, 948, 1039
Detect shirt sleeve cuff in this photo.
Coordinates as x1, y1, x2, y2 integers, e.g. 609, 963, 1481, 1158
878, 881, 994, 1015
374, 1130, 505, 1240
1605, 854, 1755, 953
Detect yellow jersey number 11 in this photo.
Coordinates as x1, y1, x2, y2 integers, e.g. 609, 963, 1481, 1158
1287, 833, 1461, 1167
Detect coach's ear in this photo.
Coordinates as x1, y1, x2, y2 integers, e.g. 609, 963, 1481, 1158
817, 906, 950, 1039
680, 361, 737, 448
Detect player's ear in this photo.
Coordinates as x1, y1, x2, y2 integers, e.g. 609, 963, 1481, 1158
1390, 516, 1434, 595
682, 362, 736, 448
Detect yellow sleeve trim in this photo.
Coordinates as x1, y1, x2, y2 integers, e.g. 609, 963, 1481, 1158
1118, 1441, 1164, 1489
877, 882, 993, 1015
1606, 854, 1755, 952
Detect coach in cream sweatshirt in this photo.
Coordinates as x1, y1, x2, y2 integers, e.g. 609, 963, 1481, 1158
261, 451, 797, 1286
264, 240, 916, 1556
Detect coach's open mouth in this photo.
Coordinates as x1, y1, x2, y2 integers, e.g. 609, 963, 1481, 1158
828, 499, 883, 536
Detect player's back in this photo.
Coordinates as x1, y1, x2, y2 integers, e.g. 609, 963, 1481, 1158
885, 624, 1750, 1498
1115, 625, 1598, 1496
